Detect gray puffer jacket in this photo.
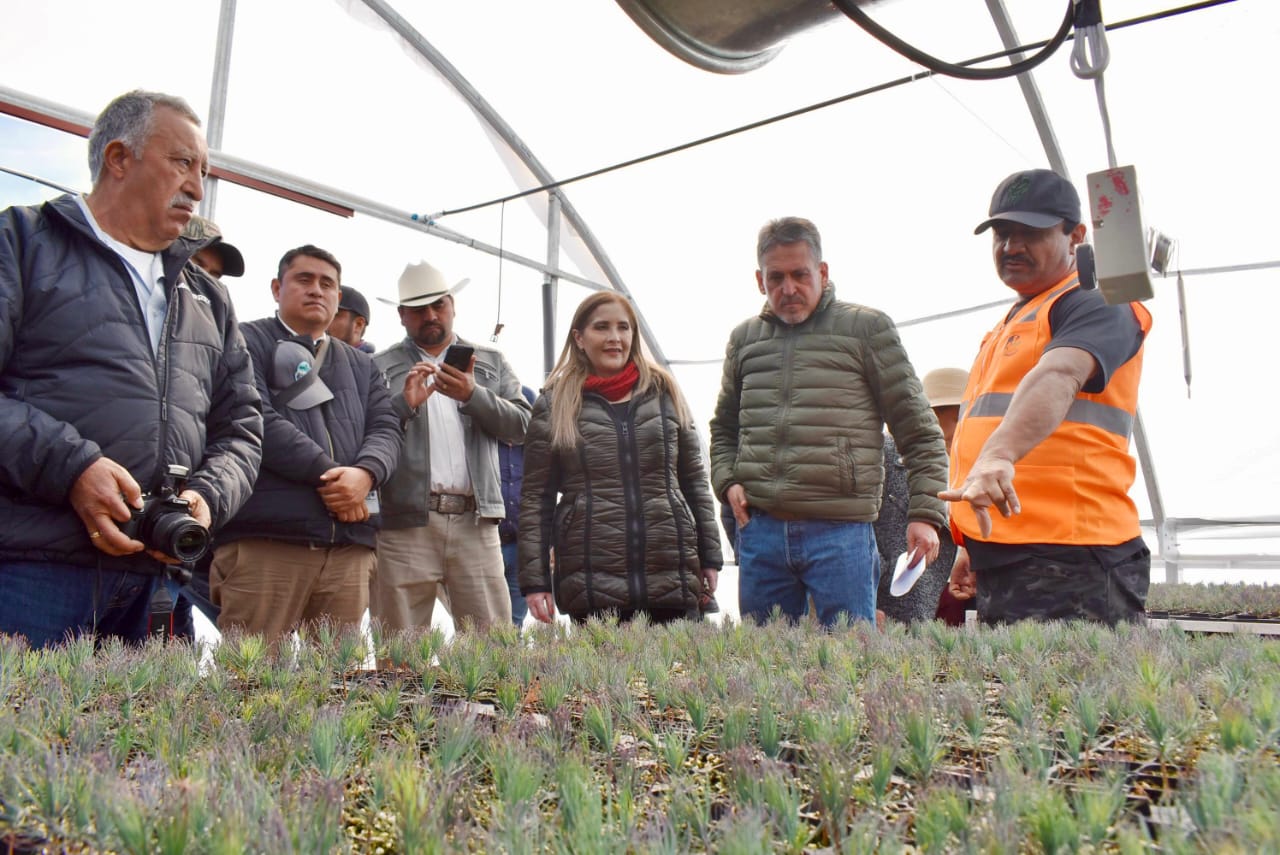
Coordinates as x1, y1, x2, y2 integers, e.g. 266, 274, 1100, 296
710, 285, 948, 529
0, 194, 263, 571
519, 386, 722, 617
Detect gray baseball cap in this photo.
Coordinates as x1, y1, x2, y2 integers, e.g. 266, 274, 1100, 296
271, 340, 333, 409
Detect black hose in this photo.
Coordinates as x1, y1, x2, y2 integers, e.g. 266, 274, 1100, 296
832, 0, 1075, 81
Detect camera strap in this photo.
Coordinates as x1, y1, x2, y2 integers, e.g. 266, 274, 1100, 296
274, 336, 330, 409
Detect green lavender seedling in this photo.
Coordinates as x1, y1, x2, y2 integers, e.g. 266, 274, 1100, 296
1183, 751, 1243, 835
715, 807, 772, 855
583, 701, 615, 752
1071, 778, 1125, 847
1074, 689, 1101, 744
914, 787, 962, 855
868, 743, 898, 807
1216, 701, 1257, 751
1026, 789, 1079, 855
370, 680, 404, 724
495, 678, 522, 718
659, 731, 689, 776
721, 705, 751, 751
903, 707, 946, 785
758, 700, 781, 758
308, 708, 349, 779
489, 742, 545, 808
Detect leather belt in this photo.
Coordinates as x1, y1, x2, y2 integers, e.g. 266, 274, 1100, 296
430, 492, 476, 515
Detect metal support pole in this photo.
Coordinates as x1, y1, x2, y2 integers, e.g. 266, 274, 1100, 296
1133, 409, 1176, 582
543, 193, 562, 378
985, 0, 1171, 565
357, 0, 671, 368
201, 0, 237, 220
983, 0, 1069, 178
1158, 518, 1181, 583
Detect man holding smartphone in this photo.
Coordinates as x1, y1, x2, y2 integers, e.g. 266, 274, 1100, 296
372, 261, 531, 632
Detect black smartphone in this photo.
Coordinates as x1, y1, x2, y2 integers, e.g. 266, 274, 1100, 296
442, 344, 474, 371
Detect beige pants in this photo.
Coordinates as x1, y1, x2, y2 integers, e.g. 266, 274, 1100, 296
373, 514, 510, 632
211, 538, 375, 642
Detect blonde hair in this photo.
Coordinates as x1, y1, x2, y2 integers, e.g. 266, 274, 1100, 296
544, 292, 692, 450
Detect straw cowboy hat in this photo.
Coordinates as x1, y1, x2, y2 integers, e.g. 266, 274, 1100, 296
378, 260, 469, 307
921, 367, 968, 408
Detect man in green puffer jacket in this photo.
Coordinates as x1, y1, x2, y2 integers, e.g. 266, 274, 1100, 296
710, 217, 948, 626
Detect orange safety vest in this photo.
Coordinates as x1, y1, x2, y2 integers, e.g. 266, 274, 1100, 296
950, 273, 1152, 546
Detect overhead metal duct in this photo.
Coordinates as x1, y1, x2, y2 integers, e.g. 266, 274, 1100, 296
615, 0, 881, 73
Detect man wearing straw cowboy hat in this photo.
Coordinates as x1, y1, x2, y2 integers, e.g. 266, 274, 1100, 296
875, 366, 969, 626
373, 261, 531, 632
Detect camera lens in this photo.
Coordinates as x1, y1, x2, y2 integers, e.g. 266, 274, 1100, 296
150, 514, 211, 562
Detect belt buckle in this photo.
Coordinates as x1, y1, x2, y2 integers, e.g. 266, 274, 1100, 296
437, 493, 468, 515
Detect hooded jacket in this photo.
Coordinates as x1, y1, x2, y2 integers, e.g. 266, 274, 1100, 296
0, 194, 262, 570
519, 386, 722, 617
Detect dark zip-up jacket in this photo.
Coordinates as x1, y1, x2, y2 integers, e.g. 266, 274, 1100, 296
217, 317, 400, 549
0, 194, 263, 571
518, 386, 722, 617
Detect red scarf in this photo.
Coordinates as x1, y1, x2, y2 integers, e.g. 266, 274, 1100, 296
583, 360, 639, 402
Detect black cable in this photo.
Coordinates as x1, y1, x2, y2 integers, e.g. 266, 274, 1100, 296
832, 0, 1074, 81
493, 200, 506, 341
426, 0, 1235, 221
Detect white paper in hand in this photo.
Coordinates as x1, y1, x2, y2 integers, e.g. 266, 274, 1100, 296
890, 551, 929, 597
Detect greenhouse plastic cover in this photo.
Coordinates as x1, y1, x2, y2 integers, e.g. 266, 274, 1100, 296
0, 0, 1276, 581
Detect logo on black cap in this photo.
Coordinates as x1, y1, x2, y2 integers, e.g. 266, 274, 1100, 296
1003, 175, 1031, 205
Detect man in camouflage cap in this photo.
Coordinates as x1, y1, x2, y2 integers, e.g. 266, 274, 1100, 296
185, 215, 245, 279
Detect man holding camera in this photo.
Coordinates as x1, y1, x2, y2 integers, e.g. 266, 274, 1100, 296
0, 90, 263, 648
372, 261, 530, 632
211, 246, 401, 642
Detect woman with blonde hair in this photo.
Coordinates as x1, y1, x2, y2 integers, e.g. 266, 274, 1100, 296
519, 292, 721, 624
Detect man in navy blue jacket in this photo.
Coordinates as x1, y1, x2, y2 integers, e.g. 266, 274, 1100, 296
212, 245, 401, 643
0, 90, 262, 648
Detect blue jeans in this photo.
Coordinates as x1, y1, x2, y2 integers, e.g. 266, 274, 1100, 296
166, 560, 220, 640
0, 561, 158, 648
502, 542, 528, 626
737, 511, 879, 626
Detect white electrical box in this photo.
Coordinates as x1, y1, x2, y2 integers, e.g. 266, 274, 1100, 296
1086, 165, 1155, 304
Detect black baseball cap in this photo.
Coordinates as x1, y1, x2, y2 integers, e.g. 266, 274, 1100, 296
974, 169, 1081, 235
338, 286, 371, 322
203, 241, 245, 278
182, 215, 245, 277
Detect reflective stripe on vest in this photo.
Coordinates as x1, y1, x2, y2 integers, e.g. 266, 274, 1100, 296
964, 392, 1135, 439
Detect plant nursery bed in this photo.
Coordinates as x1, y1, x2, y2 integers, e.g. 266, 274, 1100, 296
3, 596, 1279, 853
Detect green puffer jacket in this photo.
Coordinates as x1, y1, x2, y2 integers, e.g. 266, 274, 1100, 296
709, 285, 948, 528
518, 385, 723, 618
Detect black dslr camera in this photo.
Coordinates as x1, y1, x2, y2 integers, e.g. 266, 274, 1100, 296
121, 464, 211, 566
